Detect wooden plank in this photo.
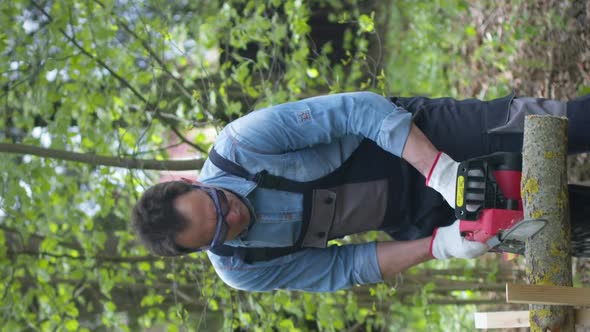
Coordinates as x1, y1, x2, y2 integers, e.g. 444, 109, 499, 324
474, 309, 590, 328
506, 283, 590, 306
474, 311, 529, 328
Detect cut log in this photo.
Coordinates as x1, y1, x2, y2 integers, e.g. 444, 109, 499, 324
522, 115, 574, 331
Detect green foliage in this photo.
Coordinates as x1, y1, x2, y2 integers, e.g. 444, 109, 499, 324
0, 0, 553, 330
381, 0, 537, 99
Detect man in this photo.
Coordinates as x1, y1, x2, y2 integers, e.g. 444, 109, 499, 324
132, 92, 590, 292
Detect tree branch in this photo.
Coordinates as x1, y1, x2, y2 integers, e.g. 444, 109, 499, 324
0, 224, 82, 251
9, 249, 160, 263
0, 142, 204, 170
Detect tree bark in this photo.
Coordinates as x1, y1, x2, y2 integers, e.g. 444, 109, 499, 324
522, 115, 574, 331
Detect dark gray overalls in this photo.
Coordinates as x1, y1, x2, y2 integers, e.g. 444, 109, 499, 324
210, 94, 590, 262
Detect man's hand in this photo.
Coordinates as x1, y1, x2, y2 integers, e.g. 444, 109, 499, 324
426, 152, 459, 207
429, 220, 489, 259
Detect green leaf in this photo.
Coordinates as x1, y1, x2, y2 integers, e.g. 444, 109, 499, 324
465, 26, 477, 37
578, 85, 590, 96
423, 282, 436, 292
239, 312, 252, 326
358, 14, 374, 33
274, 291, 290, 309
139, 262, 151, 272
0, 230, 5, 247
209, 299, 219, 311
278, 319, 295, 330
306, 68, 319, 78
65, 320, 79, 331
104, 301, 116, 312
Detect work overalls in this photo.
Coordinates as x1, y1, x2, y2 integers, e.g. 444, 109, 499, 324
210, 94, 590, 262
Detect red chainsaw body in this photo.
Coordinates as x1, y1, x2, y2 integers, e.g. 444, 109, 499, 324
456, 156, 525, 243
492, 170, 523, 203
459, 208, 523, 242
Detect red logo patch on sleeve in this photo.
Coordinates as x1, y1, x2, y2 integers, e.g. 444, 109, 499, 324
297, 110, 312, 123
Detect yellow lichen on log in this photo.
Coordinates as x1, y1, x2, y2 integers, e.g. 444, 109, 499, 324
543, 151, 560, 159
522, 177, 539, 195
531, 209, 544, 219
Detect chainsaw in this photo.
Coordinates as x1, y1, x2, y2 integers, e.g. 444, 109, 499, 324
455, 152, 547, 255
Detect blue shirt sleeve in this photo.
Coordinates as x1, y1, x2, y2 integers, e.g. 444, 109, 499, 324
207, 242, 383, 292
225, 92, 412, 157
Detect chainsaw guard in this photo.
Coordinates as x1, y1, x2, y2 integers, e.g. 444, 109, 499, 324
487, 218, 548, 254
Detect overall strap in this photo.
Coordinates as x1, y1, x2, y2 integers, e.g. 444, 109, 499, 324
208, 148, 257, 181
207, 148, 309, 263
208, 148, 309, 192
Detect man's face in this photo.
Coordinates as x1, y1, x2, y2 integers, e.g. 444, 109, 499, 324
173, 187, 251, 250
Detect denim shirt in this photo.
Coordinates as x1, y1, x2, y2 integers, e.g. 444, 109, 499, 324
199, 92, 412, 292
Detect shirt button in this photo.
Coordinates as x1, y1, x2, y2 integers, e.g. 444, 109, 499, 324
317, 232, 326, 238
324, 197, 334, 204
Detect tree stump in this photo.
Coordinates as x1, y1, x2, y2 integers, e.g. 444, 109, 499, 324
522, 115, 574, 331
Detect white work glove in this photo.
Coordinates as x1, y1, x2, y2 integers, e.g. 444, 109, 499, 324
429, 220, 490, 259
426, 152, 459, 208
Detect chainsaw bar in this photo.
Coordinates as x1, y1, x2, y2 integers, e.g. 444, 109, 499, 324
487, 219, 548, 255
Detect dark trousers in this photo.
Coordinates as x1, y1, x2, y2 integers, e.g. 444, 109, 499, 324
393, 93, 590, 158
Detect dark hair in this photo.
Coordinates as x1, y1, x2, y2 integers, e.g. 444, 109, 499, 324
131, 181, 194, 256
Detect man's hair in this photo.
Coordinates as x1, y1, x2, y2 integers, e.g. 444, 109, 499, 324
131, 181, 194, 256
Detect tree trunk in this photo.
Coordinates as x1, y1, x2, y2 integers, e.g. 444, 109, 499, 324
522, 115, 574, 331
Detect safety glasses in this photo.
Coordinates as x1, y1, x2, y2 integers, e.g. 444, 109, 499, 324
175, 184, 230, 253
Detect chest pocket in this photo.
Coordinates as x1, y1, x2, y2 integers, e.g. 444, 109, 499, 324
301, 179, 389, 247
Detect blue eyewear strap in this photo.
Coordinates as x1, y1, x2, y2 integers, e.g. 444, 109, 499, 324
174, 185, 229, 254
